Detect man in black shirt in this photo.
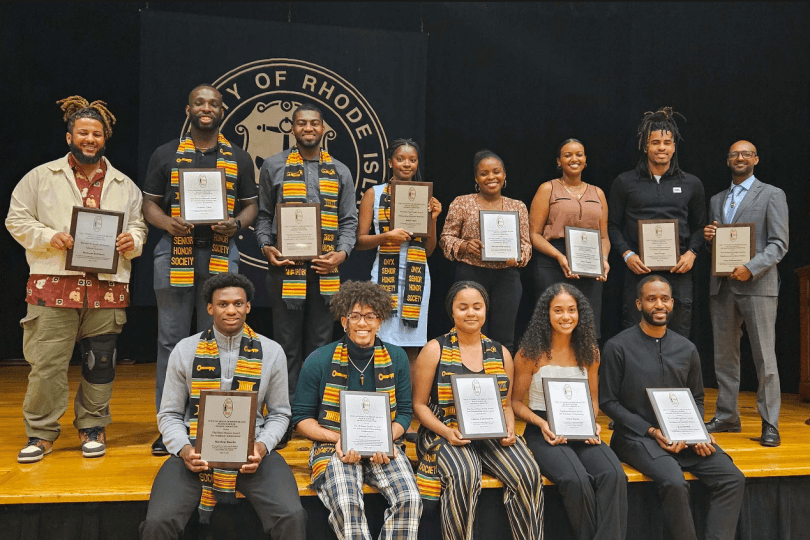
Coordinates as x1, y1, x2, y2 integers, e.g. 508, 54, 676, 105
608, 107, 706, 338
600, 275, 745, 540
142, 84, 258, 455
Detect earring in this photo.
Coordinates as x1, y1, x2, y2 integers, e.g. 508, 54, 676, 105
474, 182, 480, 193
343, 326, 348, 333
557, 164, 562, 171
503, 180, 507, 189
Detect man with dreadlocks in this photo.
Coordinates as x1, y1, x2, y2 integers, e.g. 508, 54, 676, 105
6, 96, 147, 462
142, 84, 258, 456
255, 103, 358, 404
608, 107, 707, 338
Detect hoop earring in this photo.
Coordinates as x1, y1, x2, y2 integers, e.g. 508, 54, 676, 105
503, 179, 507, 189
474, 182, 480, 193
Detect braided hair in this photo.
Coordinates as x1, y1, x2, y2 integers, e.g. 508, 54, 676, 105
386, 138, 423, 182
57, 96, 116, 139
518, 283, 598, 368
636, 106, 685, 178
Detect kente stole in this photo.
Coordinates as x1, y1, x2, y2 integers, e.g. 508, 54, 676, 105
416, 329, 508, 511
309, 336, 397, 487
169, 133, 237, 286
376, 183, 427, 327
280, 147, 339, 309
189, 324, 262, 524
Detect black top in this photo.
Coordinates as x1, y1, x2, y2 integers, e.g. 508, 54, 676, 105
142, 139, 258, 239
607, 162, 706, 257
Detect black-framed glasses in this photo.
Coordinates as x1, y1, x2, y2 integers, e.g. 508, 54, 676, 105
728, 151, 756, 159
347, 312, 379, 323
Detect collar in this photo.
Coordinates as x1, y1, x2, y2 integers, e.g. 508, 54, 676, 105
49, 154, 125, 183
67, 152, 107, 178
729, 175, 756, 193
635, 323, 669, 341
212, 325, 243, 351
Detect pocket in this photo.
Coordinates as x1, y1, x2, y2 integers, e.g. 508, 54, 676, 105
114, 309, 127, 329
19, 312, 40, 329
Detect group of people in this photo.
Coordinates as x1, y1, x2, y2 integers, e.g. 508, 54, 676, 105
4, 85, 789, 540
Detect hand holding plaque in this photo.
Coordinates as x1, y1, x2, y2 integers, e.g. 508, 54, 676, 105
479, 211, 521, 262
711, 223, 755, 276
638, 220, 680, 271
450, 374, 508, 439
276, 203, 322, 261
542, 377, 598, 440
195, 390, 257, 469
564, 226, 604, 278
65, 207, 125, 274
340, 391, 395, 458
646, 388, 710, 445
178, 168, 228, 225
390, 181, 433, 237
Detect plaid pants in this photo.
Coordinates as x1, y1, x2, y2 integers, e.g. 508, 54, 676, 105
314, 449, 422, 540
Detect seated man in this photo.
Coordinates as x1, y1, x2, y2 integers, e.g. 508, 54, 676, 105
599, 275, 745, 540
140, 273, 306, 540
292, 281, 422, 540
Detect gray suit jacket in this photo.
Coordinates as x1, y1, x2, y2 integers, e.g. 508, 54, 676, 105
708, 178, 788, 296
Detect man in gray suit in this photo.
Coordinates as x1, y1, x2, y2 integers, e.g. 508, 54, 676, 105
703, 140, 788, 447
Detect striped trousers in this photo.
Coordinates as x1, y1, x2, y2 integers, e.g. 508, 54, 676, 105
314, 449, 422, 540
424, 435, 544, 540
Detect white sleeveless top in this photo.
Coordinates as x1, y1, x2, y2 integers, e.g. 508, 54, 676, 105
527, 364, 587, 411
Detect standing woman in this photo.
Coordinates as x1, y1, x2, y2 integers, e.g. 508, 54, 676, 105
413, 281, 543, 540
356, 138, 442, 363
512, 283, 627, 540
439, 150, 531, 352
529, 139, 609, 337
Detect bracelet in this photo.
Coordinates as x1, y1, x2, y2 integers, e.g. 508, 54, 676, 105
234, 219, 242, 231
623, 251, 636, 262
602, 254, 608, 261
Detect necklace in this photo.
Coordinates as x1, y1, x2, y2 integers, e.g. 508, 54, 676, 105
559, 179, 586, 199
477, 194, 502, 210
348, 354, 374, 385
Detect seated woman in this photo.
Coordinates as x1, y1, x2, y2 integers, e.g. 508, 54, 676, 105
292, 281, 422, 540
512, 283, 627, 540
412, 281, 543, 540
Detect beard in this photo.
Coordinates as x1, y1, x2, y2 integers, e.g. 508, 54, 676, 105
70, 142, 106, 164
640, 307, 672, 327
296, 135, 322, 149
189, 112, 223, 132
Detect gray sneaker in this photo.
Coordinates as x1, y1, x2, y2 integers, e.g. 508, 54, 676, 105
79, 427, 107, 458
18, 438, 53, 463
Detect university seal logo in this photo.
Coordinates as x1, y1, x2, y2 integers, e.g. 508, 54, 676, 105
182, 59, 388, 271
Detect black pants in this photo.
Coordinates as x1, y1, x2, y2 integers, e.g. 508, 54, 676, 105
622, 270, 693, 338
267, 265, 335, 400
610, 435, 745, 540
524, 416, 627, 540
454, 263, 522, 352
140, 451, 307, 540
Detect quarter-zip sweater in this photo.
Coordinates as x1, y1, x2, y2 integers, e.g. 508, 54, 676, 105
607, 162, 706, 257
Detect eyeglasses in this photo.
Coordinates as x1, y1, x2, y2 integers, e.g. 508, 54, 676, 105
347, 312, 379, 323
728, 151, 756, 159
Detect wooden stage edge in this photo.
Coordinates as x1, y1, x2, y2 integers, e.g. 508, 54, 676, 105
0, 364, 808, 505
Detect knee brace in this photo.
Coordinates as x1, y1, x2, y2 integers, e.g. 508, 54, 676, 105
80, 333, 117, 384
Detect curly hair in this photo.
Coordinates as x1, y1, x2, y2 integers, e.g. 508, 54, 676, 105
57, 96, 116, 139
202, 273, 255, 304
330, 281, 393, 321
636, 106, 686, 178
518, 283, 598, 368
444, 280, 489, 318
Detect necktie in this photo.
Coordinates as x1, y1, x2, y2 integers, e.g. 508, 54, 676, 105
725, 185, 741, 223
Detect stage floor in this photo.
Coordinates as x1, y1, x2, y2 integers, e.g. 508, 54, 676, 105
0, 364, 808, 505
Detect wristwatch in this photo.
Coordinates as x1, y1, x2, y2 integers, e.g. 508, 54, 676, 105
234, 219, 242, 231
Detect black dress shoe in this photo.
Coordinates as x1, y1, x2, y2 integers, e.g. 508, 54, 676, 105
704, 417, 742, 433
151, 435, 169, 456
760, 422, 781, 447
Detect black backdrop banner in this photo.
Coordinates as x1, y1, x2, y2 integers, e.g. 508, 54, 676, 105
135, 11, 427, 306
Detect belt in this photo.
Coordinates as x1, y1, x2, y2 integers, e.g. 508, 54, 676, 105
193, 237, 212, 248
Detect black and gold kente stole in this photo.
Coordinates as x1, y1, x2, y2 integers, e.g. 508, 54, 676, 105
169, 133, 237, 286
280, 147, 339, 308
189, 325, 262, 524
377, 183, 427, 327
415, 329, 507, 510
308, 336, 397, 487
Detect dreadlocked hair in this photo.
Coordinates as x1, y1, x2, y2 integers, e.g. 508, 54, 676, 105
57, 96, 117, 139
636, 106, 685, 178
386, 138, 423, 182
518, 283, 598, 368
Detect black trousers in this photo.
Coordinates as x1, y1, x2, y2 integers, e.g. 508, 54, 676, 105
454, 263, 522, 352
610, 435, 745, 540
267, 265, 335, 400
140, 451, 307, 540
622, 270, 693, 338
524, 417, 627, 540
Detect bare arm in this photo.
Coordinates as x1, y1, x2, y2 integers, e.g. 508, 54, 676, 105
141, 194, 194, 237
500, 347, 518, 446
295, 418, 340, 444
596, 187, 611, 281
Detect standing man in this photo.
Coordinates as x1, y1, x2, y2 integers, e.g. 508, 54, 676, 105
6, 96, 146, 462
140, 273, 306, 540
703, 141, 788, 447
608, 107, 707, 338
142, 84, 258, 455
600, 275, 745, 540
255, 103, 357, 401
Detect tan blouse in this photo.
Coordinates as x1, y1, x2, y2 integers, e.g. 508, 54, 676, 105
542, 180, 603, 240
440, 194, 532, 269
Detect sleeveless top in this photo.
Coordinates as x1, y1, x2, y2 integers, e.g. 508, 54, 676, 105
542, 180, 603, 240
527, 364, 587, 411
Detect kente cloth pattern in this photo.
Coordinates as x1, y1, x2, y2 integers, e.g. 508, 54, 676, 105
376, 183, 426, 327
309, 336, 396, 487
169, 133, 237, 286
280, 147, 339, 309
189, 324, 262, 524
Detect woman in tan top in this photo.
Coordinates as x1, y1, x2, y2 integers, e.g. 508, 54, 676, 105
529, 139, 609, 337
439, 150, 531, 352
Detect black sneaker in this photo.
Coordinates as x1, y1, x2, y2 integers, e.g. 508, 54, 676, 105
79, 427, 107, 458
18, 437, 53, 463
151, 434, 169, 456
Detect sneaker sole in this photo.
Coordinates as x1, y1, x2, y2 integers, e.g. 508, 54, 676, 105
18, 447, 52, 464
82, 448, 106, 458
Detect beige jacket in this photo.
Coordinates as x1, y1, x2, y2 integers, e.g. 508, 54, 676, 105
6, 154, 147, 282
